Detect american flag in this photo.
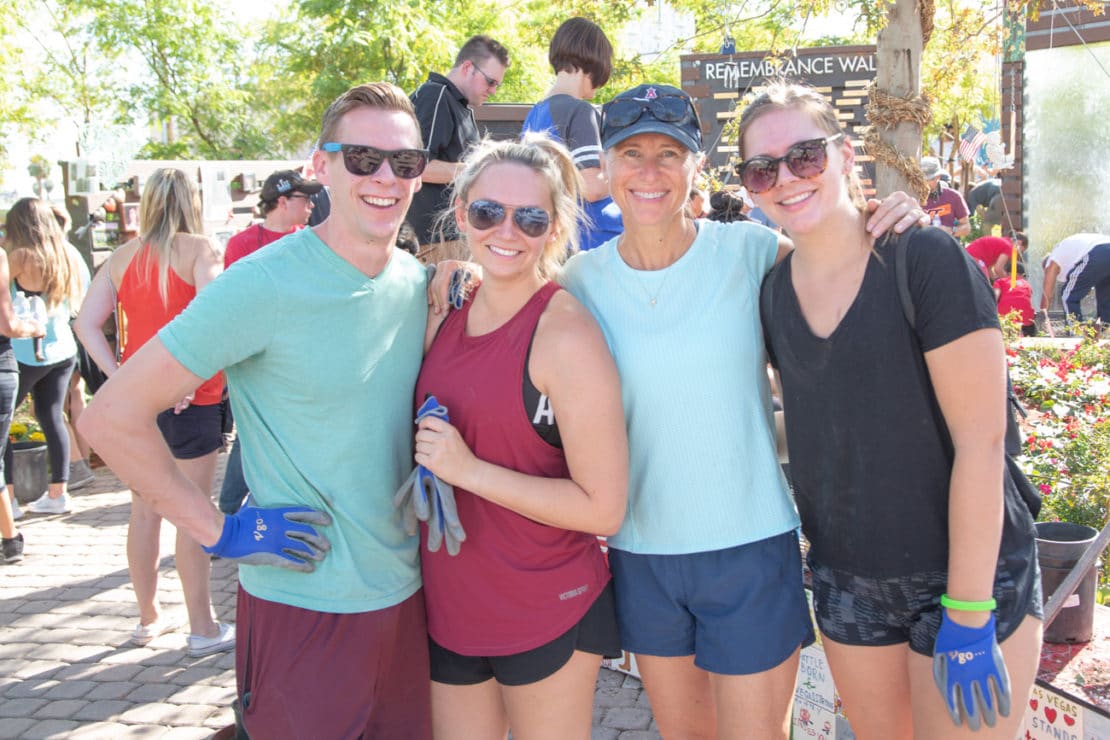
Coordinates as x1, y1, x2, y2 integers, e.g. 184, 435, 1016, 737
958, 125, 987, 163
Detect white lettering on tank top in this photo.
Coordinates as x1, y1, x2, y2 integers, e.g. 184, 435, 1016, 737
532, 393, 555, 426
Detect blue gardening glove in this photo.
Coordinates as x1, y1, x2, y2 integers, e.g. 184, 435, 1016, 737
393, 396, 466, 555
202, 505, 332, 573
394, 398, 446, 530
448, 268, 474, 310
932, 611, 1011, 730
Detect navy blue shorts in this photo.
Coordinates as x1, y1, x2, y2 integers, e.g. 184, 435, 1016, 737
156, 402, 223, 460
429, 580, 621, 686
808, 543, 1043, 656
609, 530, 815, 675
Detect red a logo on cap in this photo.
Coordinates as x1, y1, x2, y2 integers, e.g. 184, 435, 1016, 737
645, 87, 658, 100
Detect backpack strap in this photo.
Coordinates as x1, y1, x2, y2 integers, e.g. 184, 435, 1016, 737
885, 226, 920, 331
890, 227, 1031, 469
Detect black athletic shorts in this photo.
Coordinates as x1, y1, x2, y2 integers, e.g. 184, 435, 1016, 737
429, 580, 621, 686
156, 402, 223, 460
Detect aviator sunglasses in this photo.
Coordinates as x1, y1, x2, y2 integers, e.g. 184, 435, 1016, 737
321, 142, 429, 179
736, 133, 845, 194
466, 200, 551, 238
602, 94, 695, 130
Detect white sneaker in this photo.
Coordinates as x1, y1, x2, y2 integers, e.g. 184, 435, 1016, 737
10, 496, 22, 521
26, 492, 71, 515
187, 622, 236, 658
130, 613, 185, 646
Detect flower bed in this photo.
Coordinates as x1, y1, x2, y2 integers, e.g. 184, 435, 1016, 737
1007, 319, 1110, 596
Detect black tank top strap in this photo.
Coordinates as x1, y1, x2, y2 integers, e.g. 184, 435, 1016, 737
520, 284, 563, 449
13, 278, 42, 297
522, 324, 562, 448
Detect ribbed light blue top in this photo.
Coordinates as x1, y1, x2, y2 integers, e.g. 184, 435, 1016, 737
561, 219, 799, 554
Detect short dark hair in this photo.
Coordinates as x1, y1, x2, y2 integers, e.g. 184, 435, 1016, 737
549, 18, 613, 89
454, 35, 510, 70
1012, 231, 1028, 248
396, 222, 419, 255
707, 190, 749, 223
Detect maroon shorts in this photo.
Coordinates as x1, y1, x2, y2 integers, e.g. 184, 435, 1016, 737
235, 586, 431, 740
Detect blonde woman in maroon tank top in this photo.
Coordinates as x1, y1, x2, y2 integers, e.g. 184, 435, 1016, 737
413, 135, 628, 739
74, 168, 232, 656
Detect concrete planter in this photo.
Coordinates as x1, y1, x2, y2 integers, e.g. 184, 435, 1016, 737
11, 441, 49, 504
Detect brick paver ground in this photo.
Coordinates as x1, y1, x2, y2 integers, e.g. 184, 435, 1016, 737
1, 453, 660, 739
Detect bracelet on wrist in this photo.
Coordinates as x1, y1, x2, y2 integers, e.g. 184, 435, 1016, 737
940, 593, 997, 612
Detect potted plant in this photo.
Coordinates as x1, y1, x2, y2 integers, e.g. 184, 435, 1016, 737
8, 419, 49, 505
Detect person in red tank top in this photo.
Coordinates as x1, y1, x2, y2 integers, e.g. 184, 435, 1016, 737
414, 135, 628, 739
74, 168, 233, 658
222, 169, 321, 268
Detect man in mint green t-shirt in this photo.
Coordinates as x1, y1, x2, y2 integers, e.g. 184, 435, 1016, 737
80, 83, 435, 739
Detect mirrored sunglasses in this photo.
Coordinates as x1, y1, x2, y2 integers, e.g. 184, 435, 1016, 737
321, 142, 429, 179
602, 95, 694, 130
736, 134, 844, 194
465, 200, 551, 238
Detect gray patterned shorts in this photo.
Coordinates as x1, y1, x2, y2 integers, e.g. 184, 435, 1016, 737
808, 545, 1043, 656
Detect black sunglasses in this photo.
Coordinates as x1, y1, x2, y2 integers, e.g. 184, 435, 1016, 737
466, 200, 551, 238
471, 61, 500, 89
602, 95, 695, 130
321, 142, 429, 179
736, 134, 844, 194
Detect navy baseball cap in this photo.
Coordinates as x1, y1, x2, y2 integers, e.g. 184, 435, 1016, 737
259, 170, 324, 204
601, 84, 703, 152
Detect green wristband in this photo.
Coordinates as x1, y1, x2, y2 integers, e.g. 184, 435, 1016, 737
940, 594, 997, 612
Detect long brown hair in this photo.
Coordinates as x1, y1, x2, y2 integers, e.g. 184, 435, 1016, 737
3, 197, 83, 311
737, 81, 866, 210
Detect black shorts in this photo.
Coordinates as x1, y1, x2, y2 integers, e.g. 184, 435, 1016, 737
808, 543, 1043, 656
429, 580, 621, 687
156, 403, 224, 460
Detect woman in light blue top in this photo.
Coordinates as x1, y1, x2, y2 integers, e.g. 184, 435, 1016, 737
4, 198, 86, 515
558, 83, 926, 738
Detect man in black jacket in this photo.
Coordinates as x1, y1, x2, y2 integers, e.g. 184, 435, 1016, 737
408, 35, 510, 262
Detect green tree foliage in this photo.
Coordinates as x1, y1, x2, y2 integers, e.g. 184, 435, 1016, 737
82, 0, 271, 158
919, 0, 1004, 153
6, 0, 1099, 166
0, 0, 128, 158
253, 0, 663, 155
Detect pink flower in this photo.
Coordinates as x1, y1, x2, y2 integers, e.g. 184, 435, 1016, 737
1039, 483, 1052, 495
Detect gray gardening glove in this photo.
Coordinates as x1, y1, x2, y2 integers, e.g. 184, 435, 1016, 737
392, 395, 467, 555
420, 465, 466, 556
393, 466, 421, 536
